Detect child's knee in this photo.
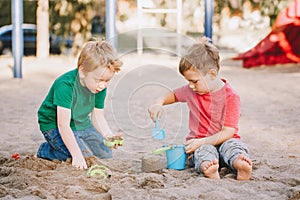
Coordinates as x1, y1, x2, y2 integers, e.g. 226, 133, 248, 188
219, 139, 250, 170
194, 144, 217, 159
194, 144, 219, 173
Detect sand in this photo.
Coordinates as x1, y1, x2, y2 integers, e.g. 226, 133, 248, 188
0, 52, 300, 200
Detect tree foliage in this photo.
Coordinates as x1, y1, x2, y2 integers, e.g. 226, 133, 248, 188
214, 0, 292, 26
0, 0, 293, 48
0, 0, 37, 27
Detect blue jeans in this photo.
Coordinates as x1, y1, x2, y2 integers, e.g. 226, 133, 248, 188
37, 126, 112, 161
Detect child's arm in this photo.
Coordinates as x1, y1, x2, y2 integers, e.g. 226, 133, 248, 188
148, 92, 177, 121
57, 106, 87, 169
185, 126, 235, 154
91, 108, 116, 138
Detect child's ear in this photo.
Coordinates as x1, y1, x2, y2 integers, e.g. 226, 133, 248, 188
78, 65, 86, 79
208, 69, 217, 80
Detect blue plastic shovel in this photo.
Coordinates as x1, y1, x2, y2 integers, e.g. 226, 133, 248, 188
152, 118, 166, 140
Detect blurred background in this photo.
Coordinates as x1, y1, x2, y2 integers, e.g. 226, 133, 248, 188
0, 0, 292, 57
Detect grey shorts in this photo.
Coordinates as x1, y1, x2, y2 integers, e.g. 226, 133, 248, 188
190, 138, 250, 174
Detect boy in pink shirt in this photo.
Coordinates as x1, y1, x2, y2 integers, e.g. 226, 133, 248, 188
148, 37, 252, 180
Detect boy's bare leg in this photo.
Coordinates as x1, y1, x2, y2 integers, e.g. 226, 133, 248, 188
233, 154, 252, 180
200, 159, 220, 179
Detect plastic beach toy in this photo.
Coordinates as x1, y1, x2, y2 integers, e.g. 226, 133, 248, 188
104, 139, 115, 148
104, 136, 124, 148
87, 164, 112, 179
152, 146, 171, 154
165, 145, 186, 170
152, 145, 186, 170
11, 153, 21, 160
114, 138, 124, 145
151, 118, 166, 140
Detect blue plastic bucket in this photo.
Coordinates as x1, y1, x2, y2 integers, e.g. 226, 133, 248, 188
165, 145, 186, 170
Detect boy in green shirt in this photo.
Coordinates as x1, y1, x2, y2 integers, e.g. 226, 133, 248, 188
37, 40, 123, 169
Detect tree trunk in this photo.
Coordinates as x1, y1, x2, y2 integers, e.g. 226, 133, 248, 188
36, 0, 49, 58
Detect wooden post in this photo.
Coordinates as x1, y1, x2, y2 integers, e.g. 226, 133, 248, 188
37, 0, 49, 58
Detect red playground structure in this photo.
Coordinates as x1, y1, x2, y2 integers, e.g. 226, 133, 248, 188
233, 0, 300, 68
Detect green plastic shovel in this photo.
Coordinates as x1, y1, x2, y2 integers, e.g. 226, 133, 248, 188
152, 146, 172, 155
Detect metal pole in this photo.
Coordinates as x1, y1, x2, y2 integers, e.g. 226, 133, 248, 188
176, 0, 182, 56
12, 0, 23, 78
106, 0, 117, 49
137, 0, 143, 55
204, 0, 213, 41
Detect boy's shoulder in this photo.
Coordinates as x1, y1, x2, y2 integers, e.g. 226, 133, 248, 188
49, 69, 78, 93
223, 80, 240, 98
54, 69, 78, 86
56, 68, 78, 80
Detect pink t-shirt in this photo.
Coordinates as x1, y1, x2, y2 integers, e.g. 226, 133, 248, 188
174, 79, 241, 141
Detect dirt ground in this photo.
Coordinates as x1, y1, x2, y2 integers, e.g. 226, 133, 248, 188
0, 50, 299, 199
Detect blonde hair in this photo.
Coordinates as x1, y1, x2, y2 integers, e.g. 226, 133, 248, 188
77, 40, 122, 73
179, 37, 220, 75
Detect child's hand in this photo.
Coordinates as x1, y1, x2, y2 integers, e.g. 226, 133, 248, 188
185, 138, 204, 154
72, 155, 88, 170
148, 104, 163, 121
104, 132, 123, 149
114, 132, 123, 148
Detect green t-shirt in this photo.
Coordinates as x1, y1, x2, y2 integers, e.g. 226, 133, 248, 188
38, 69, 107, 131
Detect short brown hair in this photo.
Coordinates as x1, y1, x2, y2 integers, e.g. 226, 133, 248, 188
179, 37, 220, 75
77, 40, 122, 73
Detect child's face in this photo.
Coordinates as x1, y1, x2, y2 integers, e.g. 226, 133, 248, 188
183, 68, 213, 95
79, 66, 115, 93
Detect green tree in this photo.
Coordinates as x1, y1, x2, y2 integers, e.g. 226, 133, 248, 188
49, 0, 104, 55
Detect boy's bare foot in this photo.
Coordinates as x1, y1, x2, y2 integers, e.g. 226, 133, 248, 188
200, 159, 220, 179
233, 154, 252, 180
